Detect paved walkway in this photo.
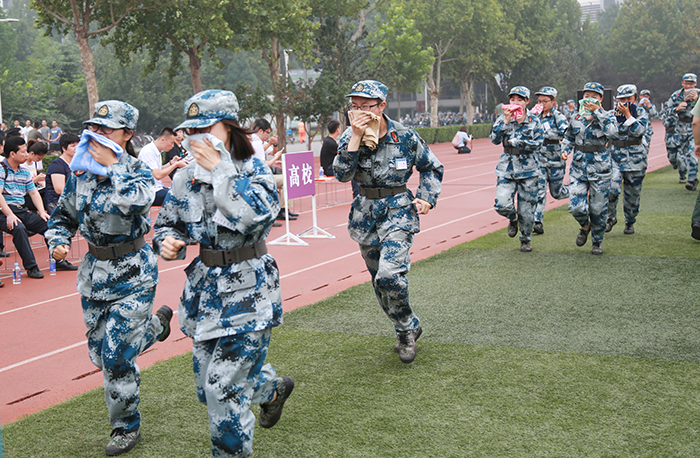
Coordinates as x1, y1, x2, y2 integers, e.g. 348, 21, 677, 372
0, 123, 672, 424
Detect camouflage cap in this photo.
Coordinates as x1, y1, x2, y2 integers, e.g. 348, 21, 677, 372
508, 86, 530, 100
84, 100, 139, 130
683, 73, 698, 82
616, 84, 637, 99
582, 82, 605, 96
640, 89, 651, 96
535, 86, 558, 98
346, 80, 388, 102
175, 89, 239, 131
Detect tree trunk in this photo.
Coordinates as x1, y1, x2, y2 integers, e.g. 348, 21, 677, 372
425, 55, 442, 128
75, 31, 98, 117
264, 39, 287, 150
187, 50, 203, 94
461, 76, 475, 126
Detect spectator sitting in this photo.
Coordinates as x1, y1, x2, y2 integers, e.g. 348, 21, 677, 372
22, 140, 49, 211
320, 120, 341, 176
0, 136, 76, 278
163, 128, 186, 180
45, 133, 79, 214
137, 127, 186, 206
250, 118, 298, 221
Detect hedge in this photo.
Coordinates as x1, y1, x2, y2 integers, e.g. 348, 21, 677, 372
43, 154, 60, 171
414, 124, 492, 145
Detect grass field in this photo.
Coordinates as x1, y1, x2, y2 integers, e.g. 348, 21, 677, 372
5, 165, 700, 457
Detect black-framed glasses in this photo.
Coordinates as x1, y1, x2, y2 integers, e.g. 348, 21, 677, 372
349, 102, 380, 111
86, 123, 116, 135
185, 126, 212, 136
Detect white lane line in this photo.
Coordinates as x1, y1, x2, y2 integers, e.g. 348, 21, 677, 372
0, 340, 87, 373
0, 262, 191, 317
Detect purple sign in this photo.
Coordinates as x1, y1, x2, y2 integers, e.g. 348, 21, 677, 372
283, 151, 316, 199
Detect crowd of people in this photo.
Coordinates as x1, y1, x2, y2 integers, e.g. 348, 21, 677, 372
1, 72, 698, 457
488, 73, 696, 255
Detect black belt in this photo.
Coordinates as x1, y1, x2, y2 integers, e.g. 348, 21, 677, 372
574, 144, 607, 153
358, 185, 407, 199
610, 139, 643, 148
200, 241, 267, 267
503, 146, 534, 155
88, 236, 146, 261
543, 139, 560, 145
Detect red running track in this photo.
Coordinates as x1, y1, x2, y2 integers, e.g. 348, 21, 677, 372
0, 122, 671, 424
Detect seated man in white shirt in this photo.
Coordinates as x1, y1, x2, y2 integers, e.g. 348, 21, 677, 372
250, 118, 298, 221
137, 127, 187, 206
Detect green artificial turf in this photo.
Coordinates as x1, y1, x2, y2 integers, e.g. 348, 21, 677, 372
5, 165, 700, 457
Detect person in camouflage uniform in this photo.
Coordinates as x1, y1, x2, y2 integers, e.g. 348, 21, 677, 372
489, 86, 545, 252
606, 84, 649, 235
561, 82, 618, 255
638, 89, 656, 154
662, 73, 699, 189
333, 80, 443, 364
153, 90, 293, 458
532, 86, 569, 234
46, 100, 172, 456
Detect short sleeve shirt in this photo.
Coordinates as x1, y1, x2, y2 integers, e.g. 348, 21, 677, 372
50, 127, 62, 143
137, 141, 165, 191
45, 157, 72, 205
1, 158, 36, 206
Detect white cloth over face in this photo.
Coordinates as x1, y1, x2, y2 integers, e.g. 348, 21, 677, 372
182, 133, 237, 184
71, 130, 124, 176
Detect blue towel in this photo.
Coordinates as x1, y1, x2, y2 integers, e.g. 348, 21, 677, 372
70, 130, 124, 176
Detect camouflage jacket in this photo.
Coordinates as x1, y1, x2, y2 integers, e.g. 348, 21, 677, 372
663, 89, 696, 137
536, 108, 568, 164
610, 106, 649, 171
153, 157, 282, 342
46, 153, 158, 301
490, 111, 545, 180
334, 115, 443, 246
562, 109, 618, 181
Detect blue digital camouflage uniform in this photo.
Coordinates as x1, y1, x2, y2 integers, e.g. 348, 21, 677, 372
663, 86, 698, 184
609, 93, 649, 228
153, 90, 283, 458
333, 115, 443, 336
534, 105, 569, 223
562, 99, 618, 247
489, 106, 545, 244
46, 150, 162, 434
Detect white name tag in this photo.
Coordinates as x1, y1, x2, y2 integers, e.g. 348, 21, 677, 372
212, 210, 236, 231
543, 121, 551, 131
395, 158, 408, 170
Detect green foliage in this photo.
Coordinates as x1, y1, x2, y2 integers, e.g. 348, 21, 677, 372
368, 3, 433, 97
415, 124, 492, 144
42, 153, 59, 171
232, 82, 275, 125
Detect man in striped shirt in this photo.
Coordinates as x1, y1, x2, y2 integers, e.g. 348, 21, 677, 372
0, 136, 72, 278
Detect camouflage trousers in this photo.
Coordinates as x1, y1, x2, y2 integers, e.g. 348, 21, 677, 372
192, 329, 277, 458
535, 165, 569, 223
568, 176, 610, 245
673, 134, 698, 181
609, 168, 646, 224
360, 230, 420, 334
494, 176, 539, 243
82, 287, 162, 433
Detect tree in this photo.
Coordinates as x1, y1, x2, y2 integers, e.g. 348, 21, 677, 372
107, 0, 240, 94
232, 0, 317, 146
31, 0, 149, 115
408, 0, 466, 127
368, 3, 433, 118
605, 0, 700, 96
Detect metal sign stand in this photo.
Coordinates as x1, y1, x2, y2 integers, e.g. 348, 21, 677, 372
269, 154, 309, 246
298, 192, 335, 239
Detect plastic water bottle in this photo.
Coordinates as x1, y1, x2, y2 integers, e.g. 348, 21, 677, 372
12, 263, 21, 284
319, 168, 324, 178
49, 258, 56, 276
